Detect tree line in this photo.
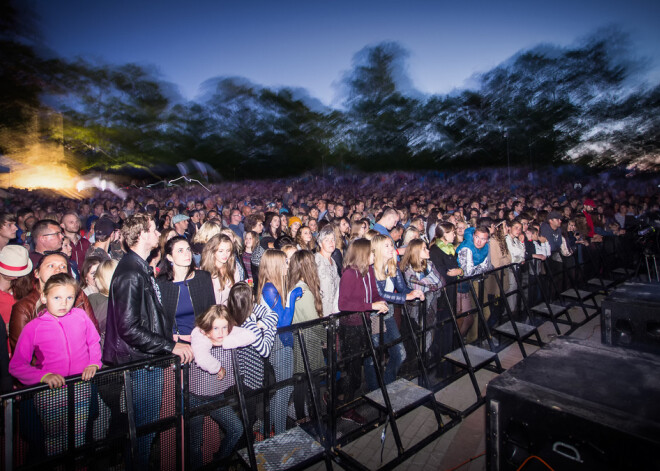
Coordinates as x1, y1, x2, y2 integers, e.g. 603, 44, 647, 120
1, 0, 658, 179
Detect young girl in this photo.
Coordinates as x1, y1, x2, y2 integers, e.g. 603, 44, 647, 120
338, 238, 387, 425
188, 305, 255, 466
400, 239, 445, 351
242, 230, 258, 282
257, 249, 302, 435
370, 234, 424, 390
9, 273, 101, 456
201, 234, 244, 305
287, 250, 325, 422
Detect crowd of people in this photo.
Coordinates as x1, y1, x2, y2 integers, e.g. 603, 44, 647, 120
0, 168, 656, 466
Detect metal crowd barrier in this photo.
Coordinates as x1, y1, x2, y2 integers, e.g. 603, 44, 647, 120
1, 235, 640, 471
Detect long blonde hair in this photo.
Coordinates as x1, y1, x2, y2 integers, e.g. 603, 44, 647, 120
399, 239, 427, 273
201, 234, 236, 288
192, 220, 223, 245
257, 249, 287, 305
371, 234, 397, 281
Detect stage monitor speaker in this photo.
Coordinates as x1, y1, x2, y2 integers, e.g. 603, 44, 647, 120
601, 281, 660, 355
486, 337, 660, 471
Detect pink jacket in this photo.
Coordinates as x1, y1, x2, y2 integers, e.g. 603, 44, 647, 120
9, 307, 102, 386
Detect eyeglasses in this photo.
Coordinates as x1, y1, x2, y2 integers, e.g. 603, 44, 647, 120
42, 231, 63, 238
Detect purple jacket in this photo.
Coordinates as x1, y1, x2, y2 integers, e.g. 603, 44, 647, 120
9, 307, 102, 386
338, 266, 383, 325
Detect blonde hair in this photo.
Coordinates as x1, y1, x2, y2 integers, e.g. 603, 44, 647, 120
201, 234, 236, 288
192, 220, 223, 245
257, 249, 287, 305
94, 259, 118, 296
371, 234, 397, 281
221, 227, 243, 253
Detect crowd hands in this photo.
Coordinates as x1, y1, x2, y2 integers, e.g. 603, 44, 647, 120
0, 168, 657, 461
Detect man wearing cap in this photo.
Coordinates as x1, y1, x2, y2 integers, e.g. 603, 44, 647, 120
582, 199, 596, 239
85, 217, 118, 262
172, 213, 190, 238
540, 211, 563, 254
61, 211, 90, 268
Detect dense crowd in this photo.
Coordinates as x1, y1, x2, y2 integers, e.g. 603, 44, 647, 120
0, 169, 657, 466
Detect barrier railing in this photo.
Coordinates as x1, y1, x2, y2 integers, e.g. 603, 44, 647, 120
1, 235, 639, 470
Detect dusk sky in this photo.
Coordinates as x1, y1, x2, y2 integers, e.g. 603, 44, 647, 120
33, 0, 660, 107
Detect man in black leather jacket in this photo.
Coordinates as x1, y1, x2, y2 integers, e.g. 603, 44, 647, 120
103, 213, 193, 467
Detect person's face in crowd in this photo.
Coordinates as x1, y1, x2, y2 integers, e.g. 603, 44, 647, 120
39, 224, 64, 252
548, 218, 561, 230
254, 220, 264, 234
144, 220, 161, 250
85, 261, 99, 289
381, 238, 396, 261
520, 219, 529, 232
190, 211, 200, 224
412, 220, 424, 232
110, 208, 119, 218
279, 214, 287, 229
243, 232, 254, 251
290, 221, 301, 235
301, 215, 309, 225
61, 214, 81, 235
61, 236, 73, 257
300, 227, 313, 243
391, 228, 403, 242
42, 283, 76, 318
195, 202, 204, 211
443, 230, 456, 245
456, 222, 466, 237
473, 230, 489, 250
168, 240, 192, 269
230, 210, 242, 225
175, 219, 189, 232
270, 216, 280, 231
94, 204, 104, 217
0, 219, 17, 240
206, 317, 230, 346
567, 221, 577, 232
339, 219, 350, 236
79, 205, 90, 216
510, 223, 522, 238
204, 198, 214, 210
356, 201, 365, 213
207, 210, 219, 221
309, 208, 319, 220
308, 219, 318, 233
214, 241, 233, 267
420, 244, 430, 260
319, 235, 335, 255
36, 254, 68, 288
327, 203, 335, 216
563, 207, 572, 218
335, 205, 345, 218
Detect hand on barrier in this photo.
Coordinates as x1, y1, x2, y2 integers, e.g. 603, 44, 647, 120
42, 373, 66, 389
173, 342, 194, 364
81, 365, 98, 381
372, 301, 388, 314
217, 367, 226, 380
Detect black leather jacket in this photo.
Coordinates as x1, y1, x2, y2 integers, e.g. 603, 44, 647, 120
103, 250, 175, 366
157, 269, 215, 335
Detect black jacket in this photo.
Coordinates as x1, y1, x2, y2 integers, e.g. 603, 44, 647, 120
103, 250, 175, 366
157, 269, 215, 333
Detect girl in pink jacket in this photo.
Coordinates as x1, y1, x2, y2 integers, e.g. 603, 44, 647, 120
9, 273, 101, 455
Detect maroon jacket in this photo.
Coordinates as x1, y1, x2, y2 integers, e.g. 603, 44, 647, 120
338, 266, 383, 326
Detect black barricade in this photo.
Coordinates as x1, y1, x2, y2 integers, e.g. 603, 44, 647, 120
0, 236, 639, 470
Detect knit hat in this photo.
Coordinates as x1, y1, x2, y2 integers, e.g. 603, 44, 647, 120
583, 198, 596, 208
547, 211, 562, 221
288, 216, 302, 227
0, 245, 33, 277
172, 214, 190, 225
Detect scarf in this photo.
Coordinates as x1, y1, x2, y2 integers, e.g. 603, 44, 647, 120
435, 239, 456, 256
456, 227, 489, 266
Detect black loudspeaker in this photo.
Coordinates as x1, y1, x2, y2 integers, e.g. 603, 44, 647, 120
601, 281, 660, 355
486, 338, 660, 471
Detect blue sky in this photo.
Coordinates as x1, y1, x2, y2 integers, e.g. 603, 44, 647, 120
33, 0, 660, 107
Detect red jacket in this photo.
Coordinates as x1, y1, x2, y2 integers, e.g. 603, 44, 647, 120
338, 266, 383, 325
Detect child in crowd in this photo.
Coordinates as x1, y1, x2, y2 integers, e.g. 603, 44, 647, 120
188, 304, 255, 466
9, 273, 101, 455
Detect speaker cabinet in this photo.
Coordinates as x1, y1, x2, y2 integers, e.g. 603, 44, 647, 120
601, 282, 660, 354
486, 338, 660, 470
